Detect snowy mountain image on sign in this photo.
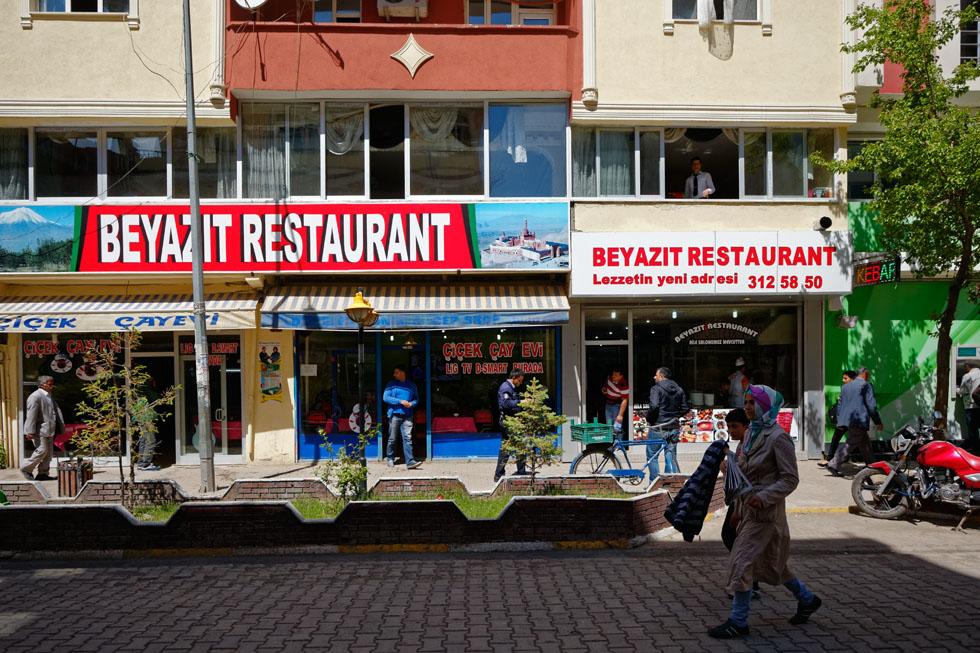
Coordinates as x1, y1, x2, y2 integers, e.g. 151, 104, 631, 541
0, 206, 75, 272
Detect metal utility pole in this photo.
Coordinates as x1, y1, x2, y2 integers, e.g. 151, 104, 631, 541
183, 0, 215, 492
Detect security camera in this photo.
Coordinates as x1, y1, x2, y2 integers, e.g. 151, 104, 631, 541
812, 216, 833, 231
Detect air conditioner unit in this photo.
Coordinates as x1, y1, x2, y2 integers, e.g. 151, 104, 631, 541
378, 0, 428, 20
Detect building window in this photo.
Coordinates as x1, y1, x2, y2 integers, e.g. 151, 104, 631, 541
489, 104, 567, 197
313, 0, 360, 23
369, 104, 405, 199
665, 128, 739, 199
0, 129, 29, 200
242, 104, 287, 199
673, 0, 758, 21
409, 105, 484, 196
573, 128, 660, 197
467, 1, 555, 25
34, 129, 98, 198
172, 127, 238, 200
36, 0, 129, 12
106, 131, 167, 197
325, 103, 365, 197
846, 141, 877, 201
289, 103, 322, 197
962, 1, 979, 64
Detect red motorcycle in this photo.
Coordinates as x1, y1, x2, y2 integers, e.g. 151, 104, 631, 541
851, 415, 980, 530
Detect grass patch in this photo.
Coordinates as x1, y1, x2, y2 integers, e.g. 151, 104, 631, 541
291, 489, 634, 521
131, 503, 180, 522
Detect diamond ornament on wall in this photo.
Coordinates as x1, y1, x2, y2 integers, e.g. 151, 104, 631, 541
391, 34, 434, 78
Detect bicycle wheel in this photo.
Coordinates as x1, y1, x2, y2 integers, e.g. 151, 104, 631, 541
570, 449, 621, 475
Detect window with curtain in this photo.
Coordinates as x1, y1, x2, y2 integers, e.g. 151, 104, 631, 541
172, 127, 237, 199
599, 130, 635, 196
673, 0, 758, 20
772, 131, 806, 197
409, 105, 484, 196
806, 129, 835, 197
35, 129, 98, 198
289, 104, 321, 197
489, 104, 566, 197
242, 103, 287, 199
106, 131, 167, 197
325, 104, 365, 197
571, 127, 596, 197
0, 129, 28, 200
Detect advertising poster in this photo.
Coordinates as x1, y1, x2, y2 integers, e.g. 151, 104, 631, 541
0, 205, 76, 272
258, 341, 282, 403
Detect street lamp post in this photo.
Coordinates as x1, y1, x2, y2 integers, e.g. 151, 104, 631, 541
344, 288, 379, 496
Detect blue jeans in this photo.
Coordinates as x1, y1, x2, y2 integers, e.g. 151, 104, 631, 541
387, 415, 416, 466
604, 403, 624, 436
730, 578, 813, 627
645, 429, 679, 479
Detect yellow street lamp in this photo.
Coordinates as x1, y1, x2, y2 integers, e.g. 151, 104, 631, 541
345, 288, 379, 496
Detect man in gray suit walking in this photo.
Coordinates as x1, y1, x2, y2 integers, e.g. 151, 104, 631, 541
827, 366, 882, 477
20, 375, 65, 481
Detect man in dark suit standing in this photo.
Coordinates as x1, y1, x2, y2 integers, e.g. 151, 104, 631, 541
827, 366, 882, 477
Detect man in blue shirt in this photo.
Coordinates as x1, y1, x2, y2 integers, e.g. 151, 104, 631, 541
383, 365, 422, 469
494, 369, 526, 482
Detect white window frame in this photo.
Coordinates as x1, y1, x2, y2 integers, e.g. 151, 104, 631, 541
30, 127, 103, 202
22, 0, 139, 30
312, 0, 361, 24
570, 127, 665, 200
104, 128, 170, 201
285, 103, 323, 201
466, 1, 557, 26
663, 0, 770, 35
405, 103, 486, 201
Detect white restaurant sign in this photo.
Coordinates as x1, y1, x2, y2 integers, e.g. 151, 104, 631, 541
570, 231, 853, 296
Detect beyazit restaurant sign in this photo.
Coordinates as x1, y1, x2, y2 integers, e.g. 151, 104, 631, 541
69, 202, 569, 273
570, 231, 853, 296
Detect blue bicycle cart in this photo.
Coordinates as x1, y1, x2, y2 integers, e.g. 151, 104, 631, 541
568, 419, 674, 485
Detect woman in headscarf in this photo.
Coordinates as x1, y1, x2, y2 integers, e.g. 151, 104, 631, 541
708, 385, 822, 639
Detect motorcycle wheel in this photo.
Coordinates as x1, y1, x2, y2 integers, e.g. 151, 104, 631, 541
851, 467, 909, 519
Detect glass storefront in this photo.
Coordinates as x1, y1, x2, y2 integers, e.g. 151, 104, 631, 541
297, 326, 558, 460
583, 305, 800, 441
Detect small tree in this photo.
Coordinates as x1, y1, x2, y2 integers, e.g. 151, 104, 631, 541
817, 1, 980, 431
316, 425, 378, 503
73, 330, 177, 509
501, 377, 566, 493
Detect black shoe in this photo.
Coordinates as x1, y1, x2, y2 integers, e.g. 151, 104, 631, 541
513, 470, 531, 476
707, 619, 750, 639
789, 595, 822, 625
33, 474, 56, 481
816, 461, 829, 468
826, 466, 842, 477
21, 470, 34, 481
493, 474, 502, 483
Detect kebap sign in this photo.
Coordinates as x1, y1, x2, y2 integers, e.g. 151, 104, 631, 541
570, 231, 853, 296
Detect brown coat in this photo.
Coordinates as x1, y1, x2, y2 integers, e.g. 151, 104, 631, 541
725, 422, 800, 593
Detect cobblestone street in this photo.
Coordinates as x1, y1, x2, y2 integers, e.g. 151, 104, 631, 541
1, 512, 976, 652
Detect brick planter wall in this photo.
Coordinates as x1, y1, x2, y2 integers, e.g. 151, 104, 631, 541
74, 480, 187, 505
371, 478, 468, 498
0, 482, 50, 504
222, 479, 333, 502
491, 475, 625, 497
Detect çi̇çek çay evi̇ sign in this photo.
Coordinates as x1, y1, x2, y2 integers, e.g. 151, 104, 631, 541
570, 231, 853, 296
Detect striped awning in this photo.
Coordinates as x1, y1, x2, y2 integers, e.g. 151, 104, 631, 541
261, 284, 569, 330
0, 293, 258, 333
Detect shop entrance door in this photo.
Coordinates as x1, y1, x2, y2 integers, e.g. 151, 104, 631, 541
380, 335, 428, 462
584, 343, 631, 438
132, 354, 177, 467
177, 335, 243, 464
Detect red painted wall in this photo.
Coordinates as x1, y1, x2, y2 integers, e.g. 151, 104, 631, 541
225, 1, 582, 100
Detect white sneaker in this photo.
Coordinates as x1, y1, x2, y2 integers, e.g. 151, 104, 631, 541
387, 458, 394, 467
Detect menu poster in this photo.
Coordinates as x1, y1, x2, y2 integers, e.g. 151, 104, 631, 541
258, 341, 283, 403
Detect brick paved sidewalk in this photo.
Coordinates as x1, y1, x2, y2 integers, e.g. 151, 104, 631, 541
0, 512, 975, 652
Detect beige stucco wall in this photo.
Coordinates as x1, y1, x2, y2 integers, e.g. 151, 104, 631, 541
595, 0, 845, 109
1, 1, 217, 108
573, 200, 848, 233
244, 327, 296, 465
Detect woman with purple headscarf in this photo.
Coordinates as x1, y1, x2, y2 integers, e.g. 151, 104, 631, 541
708, 385, 823, 639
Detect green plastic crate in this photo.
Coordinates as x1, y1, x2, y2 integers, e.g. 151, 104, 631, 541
570, 419, 614, 444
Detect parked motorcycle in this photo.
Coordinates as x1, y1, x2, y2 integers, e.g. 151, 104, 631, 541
851, 413, 980, 530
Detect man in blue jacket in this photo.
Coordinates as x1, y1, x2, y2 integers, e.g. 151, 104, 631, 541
827, 365, 882, 477
384, 365, 422, 469
494, 369, 526, 482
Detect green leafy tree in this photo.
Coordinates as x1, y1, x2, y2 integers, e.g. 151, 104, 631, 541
817, 0, 980, 430
501, 377, 566, 493
316, 425, 378, 503
73, 330, 177, 509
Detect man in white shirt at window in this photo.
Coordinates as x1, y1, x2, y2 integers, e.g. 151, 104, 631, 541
685, 157, 716, 199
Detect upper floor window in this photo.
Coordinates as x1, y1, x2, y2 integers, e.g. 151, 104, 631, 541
962, 1, 979, 64
571, 126, 834, 200
672, 0, 758, 21
467, 1, 555, 26
0, 129, 29, 200
313, 0, 361, 23
35, 0, 130, 12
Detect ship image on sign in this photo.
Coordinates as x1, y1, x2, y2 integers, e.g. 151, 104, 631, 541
478, 203, 569, 269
